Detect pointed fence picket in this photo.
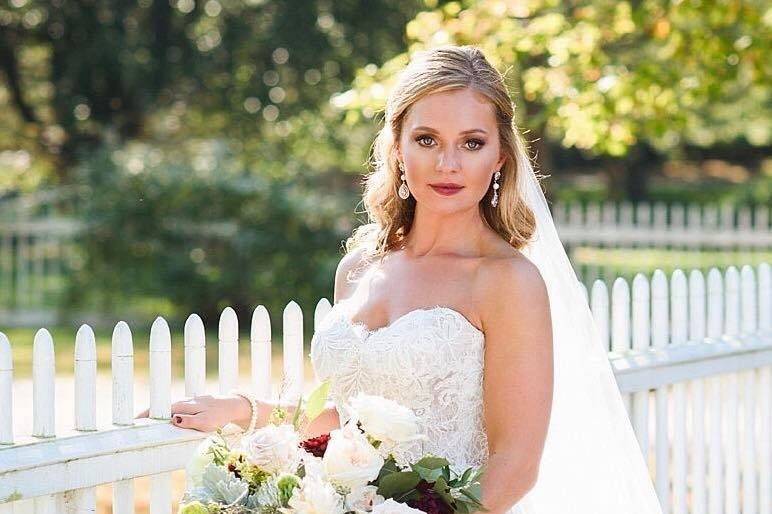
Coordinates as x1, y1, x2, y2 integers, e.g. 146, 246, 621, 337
0, 262, 770, 514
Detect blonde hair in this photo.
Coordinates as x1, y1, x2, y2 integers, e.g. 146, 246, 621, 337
344, 45, 538, 267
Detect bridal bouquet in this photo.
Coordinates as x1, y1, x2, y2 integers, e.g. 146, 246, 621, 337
178, 380, 486, 514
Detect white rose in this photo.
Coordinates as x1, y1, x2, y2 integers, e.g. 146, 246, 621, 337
185, 437, 217, 489
301, 452, 327, 481
347, 393, 426, 446
241, 423, 302, 474
371, 498, 426, 514
323, 423, 385, 489
345, 484, 385, 513
284, 474, 345, 514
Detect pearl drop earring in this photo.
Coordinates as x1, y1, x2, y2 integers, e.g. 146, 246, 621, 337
491, 170, 501, 207
398, 162, 410, 200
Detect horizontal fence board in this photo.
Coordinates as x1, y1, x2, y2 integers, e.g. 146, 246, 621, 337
612, 336, 772, 392
0, 421, 223, 501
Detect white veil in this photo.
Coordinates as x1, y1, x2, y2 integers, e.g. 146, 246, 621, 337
514, 158, 664, 513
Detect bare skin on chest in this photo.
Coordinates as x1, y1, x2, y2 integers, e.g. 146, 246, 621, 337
343, 250, 485, 332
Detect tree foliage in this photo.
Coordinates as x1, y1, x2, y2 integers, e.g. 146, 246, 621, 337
335, 0, 771, 200
0, 0, 425, 188
339, 0, 770, 157
0, 0, 433, 323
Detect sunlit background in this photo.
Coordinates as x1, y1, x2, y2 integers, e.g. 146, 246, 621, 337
0, 1, 770, 510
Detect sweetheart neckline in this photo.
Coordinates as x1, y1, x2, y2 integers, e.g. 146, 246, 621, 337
332, 298, 485, 338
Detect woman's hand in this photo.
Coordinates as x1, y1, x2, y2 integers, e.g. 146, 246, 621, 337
135, 394, 250, 433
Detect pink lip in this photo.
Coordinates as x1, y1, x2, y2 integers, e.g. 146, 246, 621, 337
429, 184, 464, 196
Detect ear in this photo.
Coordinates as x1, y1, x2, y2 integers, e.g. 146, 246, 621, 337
495, 154, 506, 172
394, 146, 403, 163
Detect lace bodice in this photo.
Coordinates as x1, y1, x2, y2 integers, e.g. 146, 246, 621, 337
309, 299, 489, 473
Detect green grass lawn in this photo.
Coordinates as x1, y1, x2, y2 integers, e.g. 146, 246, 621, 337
572, 247, 771, 286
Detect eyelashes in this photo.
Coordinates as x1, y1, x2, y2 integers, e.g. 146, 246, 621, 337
414, 135, 486, 150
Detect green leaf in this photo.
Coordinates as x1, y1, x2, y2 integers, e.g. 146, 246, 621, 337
413, 456, 449, 470
411, 464, 444, 483
469, 464, 486, 484
432, 476, 454, 507
454, 502, 471, 514
377, 471, 421, 499
393, 489, 421, 504
381, 456, 400, 472
291, 394, 303, 430
304, 379, 330, 423
460, 483, 484, 505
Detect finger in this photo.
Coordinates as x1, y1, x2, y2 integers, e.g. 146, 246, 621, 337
171, 399, 203, 415
135, 408, 149, 419
172, 413, 209, 431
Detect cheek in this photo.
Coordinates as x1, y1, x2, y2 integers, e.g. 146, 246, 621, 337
402, 150, 431, 169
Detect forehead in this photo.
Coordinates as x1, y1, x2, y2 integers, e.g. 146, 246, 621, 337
403, 88, 497, 131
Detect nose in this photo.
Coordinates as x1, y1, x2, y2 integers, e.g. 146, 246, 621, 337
436, 146, 461, 173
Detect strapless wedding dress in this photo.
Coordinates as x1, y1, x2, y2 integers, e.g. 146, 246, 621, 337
310, 298, 526, 513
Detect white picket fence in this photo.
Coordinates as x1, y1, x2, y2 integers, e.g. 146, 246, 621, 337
1, 196, 770, 326
554, 201, 771, 249
0, 262, 770, 513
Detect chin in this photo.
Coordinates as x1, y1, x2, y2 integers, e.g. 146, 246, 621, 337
419, 197, 475, 213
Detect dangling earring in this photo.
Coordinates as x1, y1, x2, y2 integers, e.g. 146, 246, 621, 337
491, 170, 501, 207
398, 162, 410, 200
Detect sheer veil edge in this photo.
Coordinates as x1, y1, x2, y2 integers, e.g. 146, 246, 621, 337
515, 157, 664, 513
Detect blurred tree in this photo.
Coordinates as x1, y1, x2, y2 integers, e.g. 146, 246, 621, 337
336, 0, 771, 200
0, 0, 427, 185
0, 0, 439, 325
61, 143, 349, 328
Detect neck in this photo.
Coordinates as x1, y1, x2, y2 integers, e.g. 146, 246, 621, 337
402, 202, 490, 258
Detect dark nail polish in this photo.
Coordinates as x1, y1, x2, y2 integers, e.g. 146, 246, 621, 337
175, 415, 182, 423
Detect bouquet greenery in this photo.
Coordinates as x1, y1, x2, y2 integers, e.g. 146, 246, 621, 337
178, 380, 486, 514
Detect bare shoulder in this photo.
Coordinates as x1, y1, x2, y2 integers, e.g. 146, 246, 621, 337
474, 250, 550, 335
475, 249, 553, 471
334, 245, 371, 304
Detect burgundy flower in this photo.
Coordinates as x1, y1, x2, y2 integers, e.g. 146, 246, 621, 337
300, 433, 331, 457
408, 480, 453, 514
227, 463, 242, 479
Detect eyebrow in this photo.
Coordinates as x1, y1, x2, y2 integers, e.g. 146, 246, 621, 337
410, 126, 488, 136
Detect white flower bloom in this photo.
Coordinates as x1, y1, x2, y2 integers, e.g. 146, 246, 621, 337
284, 474, 345, 514
185, 437, 217, 489
347, 393, 426, 446
241, 423, 302, 474
301, 452, 327, 481
371, 498, 426, 514
345, 484, 385, 513
323, 423, 384, 489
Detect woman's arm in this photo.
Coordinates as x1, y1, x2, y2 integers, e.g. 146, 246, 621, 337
473, 255, 554, 513
136, 394, 341, 436
230, 396, 341, 438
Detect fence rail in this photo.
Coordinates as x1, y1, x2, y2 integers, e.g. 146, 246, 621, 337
0, 262, 770, 514
555, 201, 771, 248
2, 196, 770, 327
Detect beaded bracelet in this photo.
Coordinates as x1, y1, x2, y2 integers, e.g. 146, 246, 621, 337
229, 389, 259, 435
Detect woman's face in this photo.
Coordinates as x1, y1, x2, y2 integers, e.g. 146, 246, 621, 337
396, 87, 506, 213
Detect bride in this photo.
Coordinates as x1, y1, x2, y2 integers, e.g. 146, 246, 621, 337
139, 45, 663, 514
